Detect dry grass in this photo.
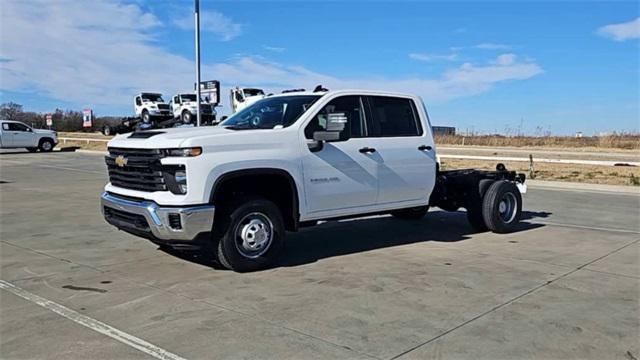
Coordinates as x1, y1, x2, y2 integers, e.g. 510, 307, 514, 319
435, 134, 640, 150
58, 140, 107, 152
59, 131, 112, 139
441, 158, 640, 186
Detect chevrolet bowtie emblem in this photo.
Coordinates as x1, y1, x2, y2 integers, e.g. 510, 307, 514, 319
115, 155, 128, 167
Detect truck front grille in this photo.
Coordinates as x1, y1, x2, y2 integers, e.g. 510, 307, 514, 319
105, 148, 167, 192
157, 104, 170, 110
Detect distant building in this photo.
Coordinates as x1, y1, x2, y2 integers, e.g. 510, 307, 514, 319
432, 126, 456, 136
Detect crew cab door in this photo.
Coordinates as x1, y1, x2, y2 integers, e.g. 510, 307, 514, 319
364, 96, 436, 205
5, 122, 35, 147
0, 122, 13, 147
301, 96, 379, 216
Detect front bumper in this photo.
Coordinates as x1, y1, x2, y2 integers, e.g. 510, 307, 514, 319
101, 192, 214, 242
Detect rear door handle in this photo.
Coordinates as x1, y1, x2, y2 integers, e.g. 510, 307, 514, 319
359, 147, 376, 154
418, 145, 432, 151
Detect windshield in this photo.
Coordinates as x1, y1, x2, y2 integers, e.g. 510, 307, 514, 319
180, 94, 197, 102
243, 88, 265, 97
220, 95, 321, 130
141, 94, 164, 102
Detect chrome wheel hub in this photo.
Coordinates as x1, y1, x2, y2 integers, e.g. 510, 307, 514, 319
235, 213, 273, 258
498, 193, 517, 223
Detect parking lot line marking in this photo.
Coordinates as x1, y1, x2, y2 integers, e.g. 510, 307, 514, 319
0, 280, 187, 360
534, 220, 640, 234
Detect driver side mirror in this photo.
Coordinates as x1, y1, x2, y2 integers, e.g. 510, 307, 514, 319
312, 112, 348, 142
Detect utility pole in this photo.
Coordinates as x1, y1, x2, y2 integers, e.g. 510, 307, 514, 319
194, 0, 202, 126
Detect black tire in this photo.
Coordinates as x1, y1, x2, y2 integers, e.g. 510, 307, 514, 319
26, 147, 38, 153
482, 181, 522, 233
466, 204, 488, 232
141, 110, 150, 123
181, 110, 192, 123
102, 125, 112, 136
215, 196, 285, 272
391, 206, 429, 220
38, 138, 54, 152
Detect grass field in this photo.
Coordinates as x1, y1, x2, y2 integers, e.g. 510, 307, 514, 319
434, 134, 640, 150
441, 158, 640, 186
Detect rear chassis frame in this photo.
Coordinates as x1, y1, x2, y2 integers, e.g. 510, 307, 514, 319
429, 164, 526, 212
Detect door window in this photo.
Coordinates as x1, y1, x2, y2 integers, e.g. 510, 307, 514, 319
135, 97, 142, 106
8, 123, 30, 131
366, 96, 422, 137
305, 96, 366, 139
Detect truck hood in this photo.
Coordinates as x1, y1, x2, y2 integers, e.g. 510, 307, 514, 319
107, 126, 284, 149
33, 129, 56, 135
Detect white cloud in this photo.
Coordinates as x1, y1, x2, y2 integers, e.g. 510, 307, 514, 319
493, 53, 517, 66
173, 10, 242, 41
263, 45, 286, 53
409, 53, 458, 62
597, 17, 640, 41
475, 43, 511, 50
0, 0, 543, 112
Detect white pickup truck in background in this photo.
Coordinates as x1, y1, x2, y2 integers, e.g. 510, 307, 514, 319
0, 120, 58, 152
101, 89, 526, 272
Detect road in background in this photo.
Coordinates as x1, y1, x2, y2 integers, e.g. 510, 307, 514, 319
1, 151, 638, 359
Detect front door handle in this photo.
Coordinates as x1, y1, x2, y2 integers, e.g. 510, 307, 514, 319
359, 147, 376, 154
418, 145, 432, 151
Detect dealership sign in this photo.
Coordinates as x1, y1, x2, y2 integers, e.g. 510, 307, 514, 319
45, 114, 53, 127
194, 80, 220, 105
82, 108, 92, 128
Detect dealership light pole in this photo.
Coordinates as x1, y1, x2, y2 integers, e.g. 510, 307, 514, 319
195, 0, 202, 126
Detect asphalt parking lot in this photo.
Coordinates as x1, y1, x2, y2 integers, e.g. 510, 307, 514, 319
1, 150, 638, 360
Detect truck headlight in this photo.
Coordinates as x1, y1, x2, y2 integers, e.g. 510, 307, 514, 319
163, 147, 202, 157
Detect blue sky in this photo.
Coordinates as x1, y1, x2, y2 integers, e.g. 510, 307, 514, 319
1, 0, 638, 135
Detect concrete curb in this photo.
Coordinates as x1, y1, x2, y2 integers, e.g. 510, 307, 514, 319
527, 179, 640, 195
74, 149, 108, 155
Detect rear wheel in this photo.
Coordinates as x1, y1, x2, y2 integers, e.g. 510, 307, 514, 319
38, 139, 54, 152
391, 206, 429, 220
215, 196, 285, 272
482, 181, 522, 233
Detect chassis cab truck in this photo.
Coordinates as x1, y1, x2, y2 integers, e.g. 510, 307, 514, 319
101, 90, 526, 272
230, 87, 266, 113
170, 93, 217, 124
134, 93, 173, 124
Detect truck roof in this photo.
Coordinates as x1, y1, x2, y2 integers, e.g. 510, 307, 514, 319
266, 89, 417, 99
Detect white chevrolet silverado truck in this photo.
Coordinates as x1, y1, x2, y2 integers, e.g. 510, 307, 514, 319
101, 89, 526, 272
0, 120, 58, 152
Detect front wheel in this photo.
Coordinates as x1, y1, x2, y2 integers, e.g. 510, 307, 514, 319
215, 196, 285, 272
181, 110, 192, 123
102, 125, 112, 136
38, 139, 54, 152
141, 110, 151, 123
